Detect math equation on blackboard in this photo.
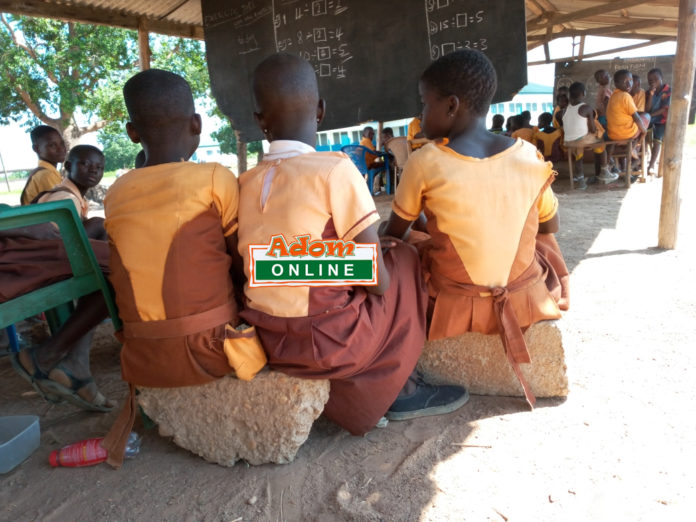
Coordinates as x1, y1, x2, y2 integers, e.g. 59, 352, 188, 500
424, 0, 489, 60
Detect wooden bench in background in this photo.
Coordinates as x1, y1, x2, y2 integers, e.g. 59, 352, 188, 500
566, 134, 647, 189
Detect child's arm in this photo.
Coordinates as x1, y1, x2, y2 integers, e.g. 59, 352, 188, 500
632, 112, 648, 134
379, 211, 413, 240
83, 217, 107, 240
354, 223, 390, 295
578, 105, 597, 134
537, 186, 560, 234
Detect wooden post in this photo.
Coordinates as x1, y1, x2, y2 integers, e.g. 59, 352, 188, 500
235, 130, 247, 174
138, 18, 151, 71
658, 0, 696, 249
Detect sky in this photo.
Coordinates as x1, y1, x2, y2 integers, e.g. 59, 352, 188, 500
0, 37, 678, 172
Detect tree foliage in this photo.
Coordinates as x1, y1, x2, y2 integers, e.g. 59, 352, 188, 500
1, 14, 254, 169
98, 131, 141, 172
0, 15, 212, 150
0, 15, 136, 147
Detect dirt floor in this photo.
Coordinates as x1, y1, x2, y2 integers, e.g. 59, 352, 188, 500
1, 154, 695, 521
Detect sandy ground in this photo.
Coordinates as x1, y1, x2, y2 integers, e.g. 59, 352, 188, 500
1, 154, 695, 521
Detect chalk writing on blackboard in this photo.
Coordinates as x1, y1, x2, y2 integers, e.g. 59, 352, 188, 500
273, 0, 353, 80
424, 1, 487, 61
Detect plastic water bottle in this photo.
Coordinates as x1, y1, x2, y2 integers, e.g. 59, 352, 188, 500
48, 432, 141, 467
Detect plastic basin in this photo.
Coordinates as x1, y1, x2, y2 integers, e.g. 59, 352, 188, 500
0, 415, 40, 474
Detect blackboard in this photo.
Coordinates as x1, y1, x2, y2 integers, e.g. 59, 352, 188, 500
203, 0, 528, 142
555, 56, 695, 123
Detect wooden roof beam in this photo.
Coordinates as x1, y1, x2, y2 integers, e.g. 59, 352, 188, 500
528, 19, 666, 41
528, 36, 674, 65
527, 0, 655, 31
0, 0, 204, 39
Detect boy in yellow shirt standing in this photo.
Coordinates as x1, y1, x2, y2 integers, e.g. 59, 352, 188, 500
20, 125, 66, 205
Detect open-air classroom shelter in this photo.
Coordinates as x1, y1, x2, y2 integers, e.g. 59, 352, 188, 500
0, 0, 693, 250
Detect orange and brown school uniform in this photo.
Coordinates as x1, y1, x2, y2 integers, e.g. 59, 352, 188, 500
237, 140, 427, 436
632, 88, 646, 112
511, 127, 535, 144
359, 136, 378, 168
533, 128, 563, 161
0, 234, 109, 303
1, 178, 108, 304
35, 178, 90, 219
393, 139, 569, 407
408, 117, 425, 150
552, 106, 563, 128
101, 161, 266, 467
20, 160, 63, 206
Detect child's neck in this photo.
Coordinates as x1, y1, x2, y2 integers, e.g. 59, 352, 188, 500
68, 177, 88, 196
39, 157, 58, 168
447, 118, 513, 159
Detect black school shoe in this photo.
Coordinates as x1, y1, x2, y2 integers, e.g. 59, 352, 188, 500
386, 380, 470, 421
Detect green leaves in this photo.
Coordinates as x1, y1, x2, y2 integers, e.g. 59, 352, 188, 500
0, 15, 211, 145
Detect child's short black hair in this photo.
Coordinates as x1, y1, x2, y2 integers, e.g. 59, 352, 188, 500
614, 69, 631, 85
382, 127, 394, 137
648, 67, 663, 78
67, 144, 103, 164
420, 49, 497, 116
492, 114, 505, 127
538, 112, 553, 127
123, 68, 194, 124
30, 125, 60, 146
569, 81, 585, 99
521, 110, 531, 123
557, 85, 569, 94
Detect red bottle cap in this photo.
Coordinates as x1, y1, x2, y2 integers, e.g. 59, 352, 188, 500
49, 450, 59, 467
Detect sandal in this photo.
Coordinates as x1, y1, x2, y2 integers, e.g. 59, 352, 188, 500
40, 364, 115, 413
10, 349, 64, 404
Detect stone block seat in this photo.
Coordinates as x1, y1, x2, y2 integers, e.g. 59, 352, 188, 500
137, 370, 330, 466
417, 320, 568, 398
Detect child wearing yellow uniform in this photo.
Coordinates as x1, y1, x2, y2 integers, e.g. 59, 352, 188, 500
20, 125, 66, 205
102, 69, 266, 467
238, 53, 469, 435
381, 50, 569, 407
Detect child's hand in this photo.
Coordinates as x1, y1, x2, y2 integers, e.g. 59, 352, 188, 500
379, 235, 400, 253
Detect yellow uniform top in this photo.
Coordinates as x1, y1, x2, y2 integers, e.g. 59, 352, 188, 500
393, 139, 557, 288
359, 136, 378, 167
632, 89, 646, 112
21, 160, 62, 205
607, 89, 639, 140
104, 161, 239, 322
407, 117, 425, 149
238, 141, 379, 318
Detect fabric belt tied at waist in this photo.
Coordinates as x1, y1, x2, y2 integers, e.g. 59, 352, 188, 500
431, 260, 548, 408
122, 301, 235, 339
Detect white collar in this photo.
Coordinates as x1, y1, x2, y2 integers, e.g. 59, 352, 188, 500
264, 140, 315, 160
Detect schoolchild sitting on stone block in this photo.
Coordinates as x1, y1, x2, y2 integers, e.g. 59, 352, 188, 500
380, 49, 570, 407
102, 69, 267, 467
237, 53, 469, 436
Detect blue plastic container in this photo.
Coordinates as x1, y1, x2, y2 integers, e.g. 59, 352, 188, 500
0, 415, 40, 473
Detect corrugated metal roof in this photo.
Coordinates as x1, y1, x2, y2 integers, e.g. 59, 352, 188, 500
0, 0, 682, 46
